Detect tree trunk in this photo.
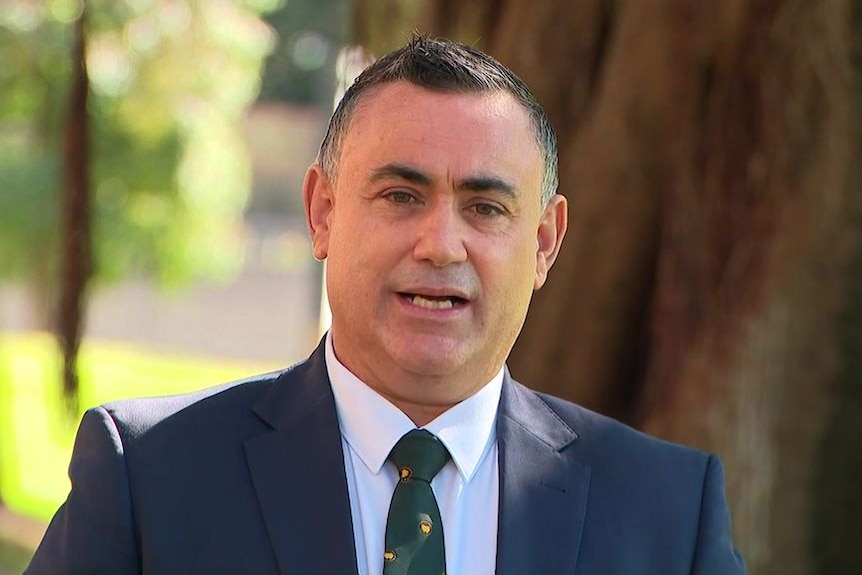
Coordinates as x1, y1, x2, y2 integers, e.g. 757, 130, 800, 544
352, 1, 861, 572
57, 10, 91, 413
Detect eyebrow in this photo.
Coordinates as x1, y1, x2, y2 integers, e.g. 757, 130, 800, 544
370, 163, 432, 186
370, 162, 517, 198
458, 175, 516, 198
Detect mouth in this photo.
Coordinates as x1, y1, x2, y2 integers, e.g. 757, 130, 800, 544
398, 292, 469, 310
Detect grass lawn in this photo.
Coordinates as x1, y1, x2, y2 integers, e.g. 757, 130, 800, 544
0, 332, 282, 522
0, 536, 32, 574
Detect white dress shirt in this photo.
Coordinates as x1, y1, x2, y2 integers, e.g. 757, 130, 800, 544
326, 333, 501, 575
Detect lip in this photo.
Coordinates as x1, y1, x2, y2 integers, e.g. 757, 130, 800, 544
396, 285, 473, 302
394, 291, 472, 318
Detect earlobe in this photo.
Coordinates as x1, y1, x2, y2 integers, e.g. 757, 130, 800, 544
303, 164, 335, 261
534, 194, 568, 290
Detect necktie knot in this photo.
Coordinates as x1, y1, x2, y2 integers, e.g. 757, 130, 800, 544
388, 429, 450, 483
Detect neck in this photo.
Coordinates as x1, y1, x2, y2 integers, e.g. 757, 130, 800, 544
328, 336, 499, 427
384, 395, 451, 427
358, 367, 491, 427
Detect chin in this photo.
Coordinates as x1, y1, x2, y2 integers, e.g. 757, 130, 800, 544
386, 336, 472, 378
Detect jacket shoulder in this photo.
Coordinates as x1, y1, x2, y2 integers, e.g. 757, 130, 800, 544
534, 389, 711, 473
100, 366, 291, 442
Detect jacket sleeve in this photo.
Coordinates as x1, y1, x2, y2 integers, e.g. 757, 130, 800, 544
26, 406, 141, 575
691, 454, 747, 575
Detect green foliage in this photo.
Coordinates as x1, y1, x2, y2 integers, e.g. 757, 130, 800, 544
258, 0, 347, 104
0, 537, 33, 573
0, 0, 277, 291
0, 332, 280, 521
0, 12, 68, 283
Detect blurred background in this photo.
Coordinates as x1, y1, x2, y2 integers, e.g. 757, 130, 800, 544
0, 0, 860, 574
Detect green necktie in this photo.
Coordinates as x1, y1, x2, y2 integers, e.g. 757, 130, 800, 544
383, 429, 451, 575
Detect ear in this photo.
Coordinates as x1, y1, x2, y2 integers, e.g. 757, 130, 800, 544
534, 194, 568, 290
303, 164, 335, 261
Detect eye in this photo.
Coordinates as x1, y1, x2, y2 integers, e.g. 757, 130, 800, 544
470, 202, 505, 217
384, 190, 419, 204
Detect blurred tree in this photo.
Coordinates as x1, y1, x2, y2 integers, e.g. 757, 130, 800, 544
257, 0, 347, 104
0, 0, 278, 404
57, 6, 90, 411
353, 1, 861, 573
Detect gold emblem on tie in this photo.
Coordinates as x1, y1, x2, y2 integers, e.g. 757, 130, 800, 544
400, 467, 413, 481
384, 550, 397, 562
419, 520, 432, 535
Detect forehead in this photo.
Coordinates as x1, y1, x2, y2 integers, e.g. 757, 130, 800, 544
338, 82, 543, 191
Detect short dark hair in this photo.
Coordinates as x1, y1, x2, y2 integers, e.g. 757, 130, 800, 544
317, 35, 559, 207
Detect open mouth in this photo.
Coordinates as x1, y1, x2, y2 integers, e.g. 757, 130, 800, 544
399, 293, 468, 310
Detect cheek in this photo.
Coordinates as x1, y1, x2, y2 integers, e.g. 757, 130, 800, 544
324, 225, 364, 299
328, 214, 369, 267
480, 245, 537, 306
327, 222, 394, 295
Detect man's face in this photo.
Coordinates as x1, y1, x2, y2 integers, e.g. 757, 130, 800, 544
304, 81, 566, 410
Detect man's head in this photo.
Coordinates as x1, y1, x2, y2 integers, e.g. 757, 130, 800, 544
317, 35, 559, 208
303, 36, 567, 425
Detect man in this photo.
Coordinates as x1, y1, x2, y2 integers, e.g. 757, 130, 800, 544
28, 36, 745, 574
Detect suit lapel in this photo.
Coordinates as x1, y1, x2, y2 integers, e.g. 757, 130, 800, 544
244, 343, 358, 575
496, 375, 591, 575
240, 347, 591, 575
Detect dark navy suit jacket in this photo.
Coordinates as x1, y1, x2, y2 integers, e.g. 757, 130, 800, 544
27, 341, 745, 574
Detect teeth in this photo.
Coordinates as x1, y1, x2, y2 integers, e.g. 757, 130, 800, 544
410, 295, 454, 310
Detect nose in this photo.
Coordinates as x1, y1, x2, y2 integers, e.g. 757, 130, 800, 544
412, 201, 468, 267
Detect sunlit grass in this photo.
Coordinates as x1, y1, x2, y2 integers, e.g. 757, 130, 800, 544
0, 537, 32, 573
0, 332, 280, 521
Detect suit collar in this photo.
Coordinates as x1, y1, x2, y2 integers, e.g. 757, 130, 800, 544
244, 340, 359, 575
243, 346, 591, 575
495, 371, 591, 574
326, 332, 505, 484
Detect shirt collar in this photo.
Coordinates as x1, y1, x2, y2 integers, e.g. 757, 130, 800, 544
325, 332, 502, 484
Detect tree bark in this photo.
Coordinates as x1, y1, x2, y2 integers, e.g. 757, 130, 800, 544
352, 1, 861, 572
57, 10, 91, 413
